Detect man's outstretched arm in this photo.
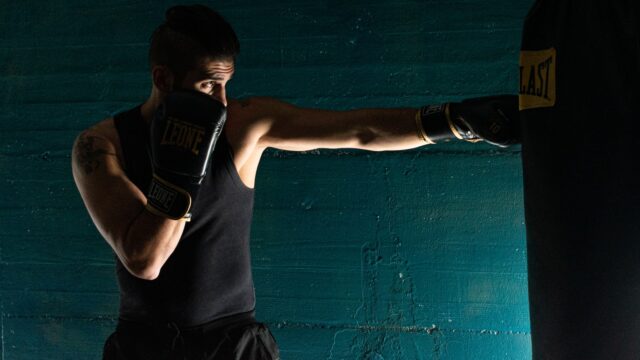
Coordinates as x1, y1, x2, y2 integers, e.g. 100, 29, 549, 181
228, 95, 519, 153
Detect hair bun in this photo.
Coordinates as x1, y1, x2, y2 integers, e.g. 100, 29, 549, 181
165, 6, 194, 31
153, 5, 239, 57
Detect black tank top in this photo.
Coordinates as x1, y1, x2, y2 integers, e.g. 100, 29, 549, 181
113, 105, 256, 327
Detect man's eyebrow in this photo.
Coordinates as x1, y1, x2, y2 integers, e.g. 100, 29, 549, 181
205, 66, 234, 75
203, 70, 234, 80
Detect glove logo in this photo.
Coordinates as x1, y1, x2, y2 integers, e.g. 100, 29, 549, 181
160, 117, 206, 156
147, 180, 177, 213
421, 104, 445, 117
519, 47, 556, 110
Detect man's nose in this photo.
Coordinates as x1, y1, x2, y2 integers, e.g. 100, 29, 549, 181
214, 86, 227, 107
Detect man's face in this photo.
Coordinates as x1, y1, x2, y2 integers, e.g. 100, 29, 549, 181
178, 58, 235, 106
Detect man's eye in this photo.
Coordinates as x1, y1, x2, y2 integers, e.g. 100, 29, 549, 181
200, 81, 216, 90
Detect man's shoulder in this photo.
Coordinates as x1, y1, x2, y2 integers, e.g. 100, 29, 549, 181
73, 117, 125, 167
226, 97, 290, 135
77, 117, 119, 147
227, 96, 289, 113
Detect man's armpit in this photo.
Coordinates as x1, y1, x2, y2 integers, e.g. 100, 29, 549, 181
74, 133, 117, 175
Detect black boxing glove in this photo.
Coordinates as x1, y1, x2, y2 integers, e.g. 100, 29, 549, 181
416, 95, 520, 147
145, 90, 227, 220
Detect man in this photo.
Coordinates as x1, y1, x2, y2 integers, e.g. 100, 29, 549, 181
71, 4, 519, 359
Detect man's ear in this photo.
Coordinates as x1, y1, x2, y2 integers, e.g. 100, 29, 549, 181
151, 65, 174, 93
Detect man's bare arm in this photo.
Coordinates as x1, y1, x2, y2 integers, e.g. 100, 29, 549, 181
71, 128, 185, 280
227, 96, 519, 162
227, 97, 425, 153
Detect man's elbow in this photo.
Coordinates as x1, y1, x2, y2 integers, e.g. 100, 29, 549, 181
124, 257, 162, 281
354, 127, 386, 151
355, 127, 377, 146
117, 239, 164, 280
115, 219, 167, 281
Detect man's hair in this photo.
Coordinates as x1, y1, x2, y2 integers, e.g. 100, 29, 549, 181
149, 5, 240, 83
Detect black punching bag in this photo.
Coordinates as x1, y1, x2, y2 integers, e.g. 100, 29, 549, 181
520, 1, 640, 358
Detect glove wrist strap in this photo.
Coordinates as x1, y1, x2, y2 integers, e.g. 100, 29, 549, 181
418, 103, 457, 144
145, 174, 195, 221
418, 103, 484, 144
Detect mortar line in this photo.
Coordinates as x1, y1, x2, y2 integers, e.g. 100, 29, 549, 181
1, 300, 5, 360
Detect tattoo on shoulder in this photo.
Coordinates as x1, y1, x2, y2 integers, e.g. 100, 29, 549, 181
74, 134, 116, 175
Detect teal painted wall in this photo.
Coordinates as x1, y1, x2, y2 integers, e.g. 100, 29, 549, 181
0, 0, 532, 359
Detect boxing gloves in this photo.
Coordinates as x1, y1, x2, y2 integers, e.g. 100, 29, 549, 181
146, 90, 227, 220
417, 95, 520, 147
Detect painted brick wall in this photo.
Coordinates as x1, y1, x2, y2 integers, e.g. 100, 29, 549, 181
0, 0, 532, 358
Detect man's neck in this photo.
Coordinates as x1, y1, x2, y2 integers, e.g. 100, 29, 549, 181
140, 88, 165, 124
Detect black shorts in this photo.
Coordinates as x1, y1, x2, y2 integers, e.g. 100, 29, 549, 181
102, 312, 279, 360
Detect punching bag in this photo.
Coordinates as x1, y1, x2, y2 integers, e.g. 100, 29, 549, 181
520, 0, 640, 358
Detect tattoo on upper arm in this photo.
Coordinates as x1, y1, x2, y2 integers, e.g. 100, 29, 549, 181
74, 134, 116, 175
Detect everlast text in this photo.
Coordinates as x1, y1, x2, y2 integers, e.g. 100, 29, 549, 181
519, 47, 557, 110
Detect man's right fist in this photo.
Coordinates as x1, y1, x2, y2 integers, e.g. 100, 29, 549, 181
146, 90, 227, 220
418, 95, 520, 148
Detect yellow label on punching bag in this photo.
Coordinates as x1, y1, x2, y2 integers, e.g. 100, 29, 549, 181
519, 48, 556, 110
